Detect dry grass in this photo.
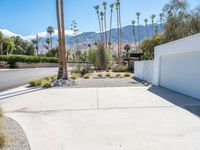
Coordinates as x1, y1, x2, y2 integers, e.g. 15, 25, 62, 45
0, 108, 6, 148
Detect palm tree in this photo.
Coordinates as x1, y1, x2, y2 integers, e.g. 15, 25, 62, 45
115, 2, 120, 64
94, 5, 102, 41
56, 0, 63, 79
108, 3, 114, 50
32, 34, 41, 56
46, 38, 51, 50
144, 19, 149, 37
136, 12, 141, 50
155, 24, 159, 35
117, 0, 122, 55
159, 13, 164, 29
46, 26, 55, 49
103, 1, 107, 50
100, 11, 105, 42
60, 0, 68, 79
150, 14, 156, 36
131, 20, 137, 51
0, 32, 4, 55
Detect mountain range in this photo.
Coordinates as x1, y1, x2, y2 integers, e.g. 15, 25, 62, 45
0, 24, 163, 52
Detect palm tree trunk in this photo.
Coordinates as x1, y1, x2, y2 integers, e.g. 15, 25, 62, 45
132, 27, 137, 51
51, 34, 53, 49
60, 0, 68, 79
137, 18, 140, 51
104, 8, 107, 51
97, 14, 102, 41
109, 10, 113, 50
145, 24, 149, 37
56, 0, 63, 79
119, 5, 122, 62
116, 9, 120, 64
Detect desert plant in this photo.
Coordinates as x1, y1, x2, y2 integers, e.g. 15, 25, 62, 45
0, 131, 6, 148
105, 73, 111, 77
124, 73, 131, 77
112, 65, 128, 72
97, 73, 103, 78
83, 74, 90, 79
116, 73, 121, 77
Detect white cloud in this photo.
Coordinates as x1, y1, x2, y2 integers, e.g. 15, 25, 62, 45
0, 29, 74, 41
0, 29, 19, 37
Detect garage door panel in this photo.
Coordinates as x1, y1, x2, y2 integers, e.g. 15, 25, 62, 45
160, 51, 200, 100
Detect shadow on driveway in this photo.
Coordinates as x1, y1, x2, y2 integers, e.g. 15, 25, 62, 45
148, 86, 200, 117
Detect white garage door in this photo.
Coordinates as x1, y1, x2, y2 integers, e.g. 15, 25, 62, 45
160, 51, 200, 99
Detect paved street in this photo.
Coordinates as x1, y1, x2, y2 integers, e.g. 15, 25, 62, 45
1, 86, 200, 150
0, 68, 58, 91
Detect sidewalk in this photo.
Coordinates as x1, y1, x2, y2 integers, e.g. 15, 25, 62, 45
1, 86, 200, 150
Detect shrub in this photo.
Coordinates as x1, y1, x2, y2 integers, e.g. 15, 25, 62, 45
124, 73, 131, 77
116, 73, 121, 77
112, 65, 128, 72
29, 75, 56, 87
105, 73, 111, 77
97, 73, 103, 78
0, 55, 58, 68
71, 65, 92, 76
83, 74, 90, 79
0, 131, 6, 148
70, 75, 77, 80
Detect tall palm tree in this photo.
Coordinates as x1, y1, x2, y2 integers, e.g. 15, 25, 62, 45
56, 0, 63, 79
60, 0, 68, 79
115, 2, 120, 64
136, 12, 141, 50
94, 5, 102, 41
103, 1, 108, 50
150, 14, 156, 36
155, 24, 159, 35
117, 0, 122, 54
131, 20, 137, 51
46, 26, 55, 49
32, 34, 41, 56
100, 11, 105, 42
159, 13, 164, 29
46, 38, 51, 50
144, 19, 149, 37
108, 3, 114, 50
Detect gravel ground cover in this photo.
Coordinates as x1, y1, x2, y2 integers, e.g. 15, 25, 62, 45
1, 117, 30, 150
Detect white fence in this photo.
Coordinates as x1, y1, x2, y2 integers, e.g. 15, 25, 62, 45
134, 60, 154, 83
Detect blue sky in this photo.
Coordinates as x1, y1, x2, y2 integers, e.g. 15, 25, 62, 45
0, 0, 199, 36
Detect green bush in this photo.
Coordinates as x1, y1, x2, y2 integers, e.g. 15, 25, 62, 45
112, 65, 128, 72
116, 73, 121, 77
83, 74, 90, 79
124, 73, 131, 77
0, 55, 58, 68
29, 75, 56, 87
71, 65, 92, 76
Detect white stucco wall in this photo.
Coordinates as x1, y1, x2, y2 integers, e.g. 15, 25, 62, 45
154, 33, 200, 100
135, 60, 154, 83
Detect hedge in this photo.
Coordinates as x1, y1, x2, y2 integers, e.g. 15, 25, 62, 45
0, 55, 59, 68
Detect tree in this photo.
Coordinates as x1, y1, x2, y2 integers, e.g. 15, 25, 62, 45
150, 14, 156, 36
46, 26, 55, 49
155, 24, 159, 35
32, 34, 41, 56
131, 20, 137, 51
136, 12, 141, 50
117, 0, 122, 57
108, 3, 114, 49
94, 5, 102, 41
0, 32, 4, 55
3, 38, 15, 55
115, 2, 120, 64
124, 44, 131, 58
56, 0, 64, 79
60, 0, 68, 79
159, 13, 164, 29
144, 19, 149, 37
103, 1, 108, 50
100, 11, 105, 42
46, 38, 51, 50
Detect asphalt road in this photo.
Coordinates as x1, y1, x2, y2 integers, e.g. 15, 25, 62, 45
0, 68, 58, 92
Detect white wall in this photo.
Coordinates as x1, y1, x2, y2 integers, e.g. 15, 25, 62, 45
154, 33, 200, 100
135, 60, 154, 83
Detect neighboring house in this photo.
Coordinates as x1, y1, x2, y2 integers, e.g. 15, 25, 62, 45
135, 33, 200, 100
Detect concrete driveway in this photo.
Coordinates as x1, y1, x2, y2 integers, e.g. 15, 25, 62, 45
0, 86, 200, 150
